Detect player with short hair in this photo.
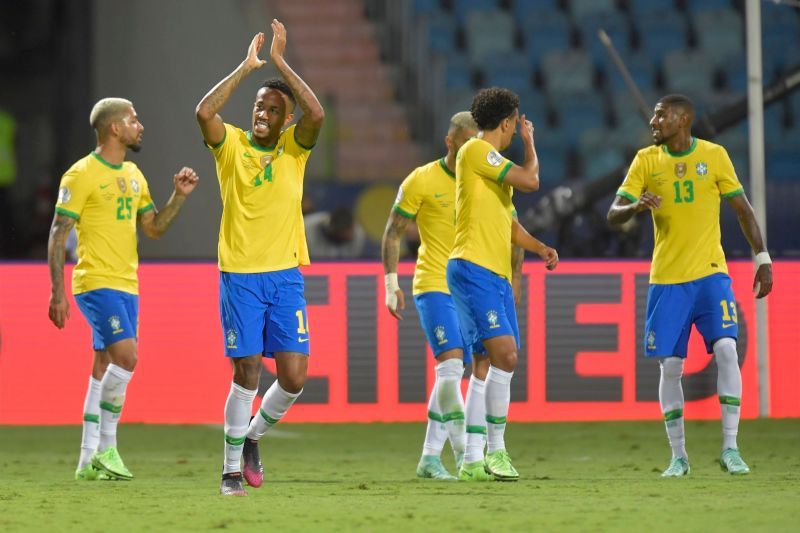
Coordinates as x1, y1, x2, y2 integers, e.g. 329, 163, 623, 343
607, 94, 773, 477
195, 20, 324, 496
48, 97, 199, 481
447, 88, 559, 481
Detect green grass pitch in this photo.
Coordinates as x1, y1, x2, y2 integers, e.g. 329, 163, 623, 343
1, 420, 798, 531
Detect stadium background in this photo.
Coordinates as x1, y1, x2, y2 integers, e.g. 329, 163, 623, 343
1, 0, 799, 424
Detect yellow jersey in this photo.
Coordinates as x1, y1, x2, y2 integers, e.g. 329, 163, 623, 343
208, 123, 312, 273
617, 137, 744, 284
450, 137, 515, 281
55, 152, 154, 295
393, 158, 458, 295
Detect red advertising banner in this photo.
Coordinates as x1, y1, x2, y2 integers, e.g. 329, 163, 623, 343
0, 261, 797, 424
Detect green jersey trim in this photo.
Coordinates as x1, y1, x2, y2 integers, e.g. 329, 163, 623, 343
392, 204, 416, 219
203, 130, 227, 150
56, 207, 80, 220
616, 190, 638, 203
721, 187, 744, 199
91, 152, 123, 170
663, 137, 697, 158
438, 158, 455, 179
497, 161, 513, 183
137, 203, 155, 215
294, 127, 316, 151
246, 130, 276, 152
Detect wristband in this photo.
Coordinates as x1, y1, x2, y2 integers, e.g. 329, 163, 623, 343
385, 273, 400, 311
754, 252, 772, 268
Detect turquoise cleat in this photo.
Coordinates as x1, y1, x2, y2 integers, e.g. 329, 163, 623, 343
661, 456, 691, 477
720, 448, 750, 475
416, 455, 457, 480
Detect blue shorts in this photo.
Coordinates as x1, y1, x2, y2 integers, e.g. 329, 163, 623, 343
219, 269, 310, 358
74, 288, 139, 351
446, 258, 520, 349
414, 291, 484, 363
644, 273, 738, 358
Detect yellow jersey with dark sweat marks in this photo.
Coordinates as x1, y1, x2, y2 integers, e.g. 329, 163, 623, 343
55, 152, 154, 295
617, 137, 744, 284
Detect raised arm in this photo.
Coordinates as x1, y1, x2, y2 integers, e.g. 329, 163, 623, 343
501, 115, 540, 193
195, 33, 267, 146
511, 218, 558, 270
381, 210, 412, 320
139, 167, 199, 240
47, 214, 75, 328
269, 19, 325, 149
727, 193, 773, 299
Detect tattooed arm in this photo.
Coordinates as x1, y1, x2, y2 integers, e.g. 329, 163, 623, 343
269, 19, 325, 149
48, 214, 76, 328
139, 167, 199, 240
381, 211, 411, 320
195, 33, 267, 146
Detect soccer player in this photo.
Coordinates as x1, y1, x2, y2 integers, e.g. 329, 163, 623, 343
447, 88, 559, 481
607, 94, 773, 477
195, 20, 324, 496
48, 97, 199, 481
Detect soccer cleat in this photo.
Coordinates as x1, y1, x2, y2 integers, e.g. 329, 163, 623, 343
74, 464, 99, 481
458, 460, 494, 481
220, 472, 247, 496
720, 448, 750, 475
661, 456, 691, 477
92, 447, 133, 480
484, 450, 519, 481
242, 438, 264, 488
454, 450, 465, 471
416, 455, 457, 480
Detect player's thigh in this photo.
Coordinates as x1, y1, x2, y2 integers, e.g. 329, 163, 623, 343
105, 338, 138, 371
74, 288, 138, 352
219, 272, 268, 357
644, 283, 694, 358
414, 292, 466, 363
693, 273, 738, 353
264, 270, 309, 358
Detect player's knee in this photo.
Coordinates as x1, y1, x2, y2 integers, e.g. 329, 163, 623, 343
279, 373, 306, 394
660, 357, 684, 380
713, 337, 738, 367
493, 349, 517, 372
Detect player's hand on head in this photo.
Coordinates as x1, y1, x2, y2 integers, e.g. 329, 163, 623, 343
174, 167, 199, 197
753, 264, 773, 299
270, 19, 287, 61
540, 247, 559, 270
48, 293, 70, 329
519, 114, 534, 142
245, 32, 267, 71
636, 191, 661, 212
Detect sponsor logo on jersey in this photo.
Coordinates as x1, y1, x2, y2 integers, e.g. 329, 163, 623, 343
131, 179, 140, 194
260, 155, 274, 168
696, 162, 708, 176
674, 163, 686, 178
486, 150, 504, 167
116, 177, 127, 193
58, 187, 71, 204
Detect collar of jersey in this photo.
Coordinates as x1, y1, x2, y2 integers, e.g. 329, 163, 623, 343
91, 151, 123, 170
438, 158, 455, 179
662, 137, 697, 158
246, 131, 277, 152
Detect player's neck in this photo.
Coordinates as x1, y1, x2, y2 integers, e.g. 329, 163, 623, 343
443, 152, 456, 173
477, 129, 503, 151
94, 143, 126, 166
664, 132, 694, 155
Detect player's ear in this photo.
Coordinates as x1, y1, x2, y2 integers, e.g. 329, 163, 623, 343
284, 112, 294, 126
444, 134, 453, 152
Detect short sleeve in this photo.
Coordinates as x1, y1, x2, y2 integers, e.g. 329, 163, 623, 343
205, 123, 237, 165
136, 171, 155, 215
466, 141, 514, 183
715, 147, 744, 198
55, 169, 90, 220
282, 124, 312, 167
392, 171, 423, 219
617, 152, 646, 202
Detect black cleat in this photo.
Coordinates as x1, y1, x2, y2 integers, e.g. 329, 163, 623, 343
242, 438, 264, 488
220, 472, 247, 496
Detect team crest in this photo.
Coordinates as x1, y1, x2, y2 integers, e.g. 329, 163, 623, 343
674, 163, 686, 178
108, 316, 123, 334
260, 155, 274, 168
57, 187, 71, 204
131, 178, 140, 194
434, 325, 447, 345
486, 310, 499, 329
647, 330, 657, 351
226, 329, 238, 349
696, 162, 708, 176
116, 177, 127, 193
486, 150, 504, 167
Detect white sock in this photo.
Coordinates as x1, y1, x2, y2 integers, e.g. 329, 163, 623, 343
659, 357, 687, 460
78, 376, 103, 469
247, 381, 302, 441
485, 365, 513, 454
223, 382, 257, 474
464, 374, 487, 464
98, 364, 133, 452
714, 338, 742, 450
422, 376, 448, 457
435, 359, 466, 458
